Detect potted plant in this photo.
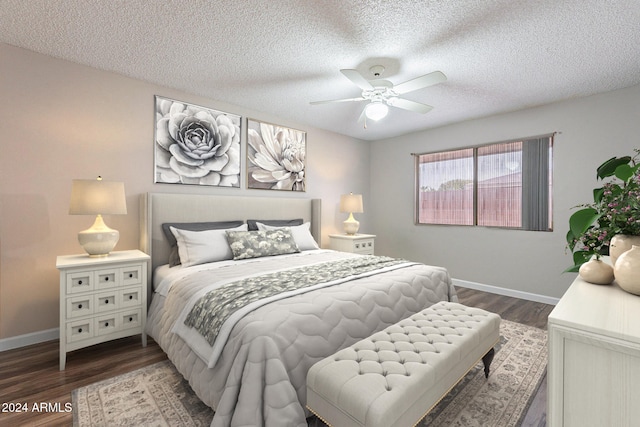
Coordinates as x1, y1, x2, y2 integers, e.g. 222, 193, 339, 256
566, 150, 640, 277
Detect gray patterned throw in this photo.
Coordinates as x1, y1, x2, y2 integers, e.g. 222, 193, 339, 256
184, 255, 408, 346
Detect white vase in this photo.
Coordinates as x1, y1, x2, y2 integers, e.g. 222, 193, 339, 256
579, 258, 614, 285
609, 234, 640, 266
614, 245, 640, 295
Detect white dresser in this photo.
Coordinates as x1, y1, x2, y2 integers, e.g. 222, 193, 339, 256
328, 233, 375, 255
548, 261, 640, 426
57, 249, 149, 370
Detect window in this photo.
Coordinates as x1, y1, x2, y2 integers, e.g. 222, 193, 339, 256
415, 135, 553, 231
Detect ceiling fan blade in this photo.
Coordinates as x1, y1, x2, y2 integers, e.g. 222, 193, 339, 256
388, 98, 434, 114
393, 71, 447, 94
340, 69, 374, 90
310, 97, 365, 105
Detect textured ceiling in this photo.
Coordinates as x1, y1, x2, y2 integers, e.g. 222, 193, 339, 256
2, 0, 640, 141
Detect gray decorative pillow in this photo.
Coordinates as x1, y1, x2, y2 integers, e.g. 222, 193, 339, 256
225, 229, 300, 260
247, 218, 303, 231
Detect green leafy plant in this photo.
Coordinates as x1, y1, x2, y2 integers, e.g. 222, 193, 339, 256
566, 150, 640, 272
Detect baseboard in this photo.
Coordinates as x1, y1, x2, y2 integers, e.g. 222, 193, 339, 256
453, 278, 559, 306
0, 328, 59, 352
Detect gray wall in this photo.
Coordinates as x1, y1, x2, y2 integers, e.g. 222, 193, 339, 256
369, 84, 640, 299
0, 44, 370, 341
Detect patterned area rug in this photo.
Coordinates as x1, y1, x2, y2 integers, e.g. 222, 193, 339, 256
73, 320, 546, 427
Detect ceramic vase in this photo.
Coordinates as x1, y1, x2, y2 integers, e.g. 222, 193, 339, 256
578, 258, 614, 285
614, 245, 640, 295
609, 234, 640, 266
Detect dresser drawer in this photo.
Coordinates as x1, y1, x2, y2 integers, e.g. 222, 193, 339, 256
94, 290, 119, 313
94, 313, 119, 336
353, 239, 374, 254
121, 309, 142, 330
66, 271, 94, 294
66, 318, 93, 343
120, 286, 143, 308
95, 268, 119, 290
66, 295, 93, 319
122, 265, 143, 286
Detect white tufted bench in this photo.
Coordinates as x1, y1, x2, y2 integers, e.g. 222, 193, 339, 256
306, 301, 501, 427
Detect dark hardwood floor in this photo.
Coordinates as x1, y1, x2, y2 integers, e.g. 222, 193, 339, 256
0, 287, 553, 426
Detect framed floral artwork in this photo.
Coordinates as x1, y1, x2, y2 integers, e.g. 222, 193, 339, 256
154, 96, 241, 187
247, 119, 306, 191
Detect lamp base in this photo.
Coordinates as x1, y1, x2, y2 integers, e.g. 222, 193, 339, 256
343, 213, 360, 235
78, 215, 120, 257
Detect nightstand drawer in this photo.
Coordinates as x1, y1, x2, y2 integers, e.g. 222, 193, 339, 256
94, 290, 119, 313
121, 309, 142, 330
95, 268, 119, 290
66, 295, 93, 319
329, 234, 376, 255
66, 271, 94, 294
353, 239, 374, 254
66, 319, 93, 343
120, 286, 142, 308
95, 313, 118, 336
122, 265, 143, 286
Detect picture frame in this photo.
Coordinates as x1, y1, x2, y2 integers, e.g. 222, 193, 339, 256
154, 96, 241, 187
246, 119, 306, 191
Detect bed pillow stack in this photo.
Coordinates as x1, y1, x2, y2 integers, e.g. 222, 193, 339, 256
169, 224, 248, 267
164, 218, 320, 267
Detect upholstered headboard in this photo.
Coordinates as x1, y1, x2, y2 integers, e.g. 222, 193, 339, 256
139, 192, 322, 297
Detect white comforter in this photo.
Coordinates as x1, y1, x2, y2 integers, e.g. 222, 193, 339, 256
146, 250, 457, 427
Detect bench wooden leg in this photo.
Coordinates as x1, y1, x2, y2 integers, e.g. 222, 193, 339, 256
482, 348, 495, 378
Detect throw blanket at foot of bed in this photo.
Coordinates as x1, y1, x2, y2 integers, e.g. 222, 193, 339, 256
306, 302, 501, 427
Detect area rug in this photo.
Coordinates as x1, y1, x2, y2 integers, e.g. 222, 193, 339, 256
73, 320, 546, 427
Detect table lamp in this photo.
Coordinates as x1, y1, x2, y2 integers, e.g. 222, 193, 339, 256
340, 193, 363, 235
69, 176, 127, 256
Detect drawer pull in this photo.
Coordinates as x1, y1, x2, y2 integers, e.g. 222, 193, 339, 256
105, 277, 109, 281
78, 304, 83, 309
129, 273, 133, 278
105, 299, 109, 304
129, 295, 133, 300
129, 317, 133, 322
78, 280, 83, 285
105, 322, 109, 327
78, 328, 83, 333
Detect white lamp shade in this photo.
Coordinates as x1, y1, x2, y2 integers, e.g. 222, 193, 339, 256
364, 102, 389, 121
340, 193, 363, 214
69, 179, 127, 215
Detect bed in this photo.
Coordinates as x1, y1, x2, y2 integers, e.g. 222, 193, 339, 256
141, 192, 457, 427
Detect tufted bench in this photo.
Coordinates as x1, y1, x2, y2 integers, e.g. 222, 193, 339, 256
306, 301, 501, 427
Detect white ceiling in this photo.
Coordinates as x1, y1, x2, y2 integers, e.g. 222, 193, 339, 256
2, 0, 640, 141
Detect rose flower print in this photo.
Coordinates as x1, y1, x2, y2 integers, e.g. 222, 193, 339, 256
155, 97, 241, 186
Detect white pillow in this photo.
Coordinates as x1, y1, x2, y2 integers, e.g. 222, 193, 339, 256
170, 224, 248, 267
256, 221, 319, 251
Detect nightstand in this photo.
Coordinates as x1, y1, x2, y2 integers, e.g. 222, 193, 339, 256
329, 233, 376, 255
56, 249, 150, 370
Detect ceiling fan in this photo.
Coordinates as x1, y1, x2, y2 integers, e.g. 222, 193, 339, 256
310, 65, 447, 122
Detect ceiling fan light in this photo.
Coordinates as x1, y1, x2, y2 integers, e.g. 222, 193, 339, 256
364, 102, 389, 121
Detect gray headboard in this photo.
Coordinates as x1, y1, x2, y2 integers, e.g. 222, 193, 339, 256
140, 192, 321, 297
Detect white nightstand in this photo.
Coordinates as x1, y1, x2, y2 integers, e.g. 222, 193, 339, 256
56, 249, 150, 370
329, 233, 376, 255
